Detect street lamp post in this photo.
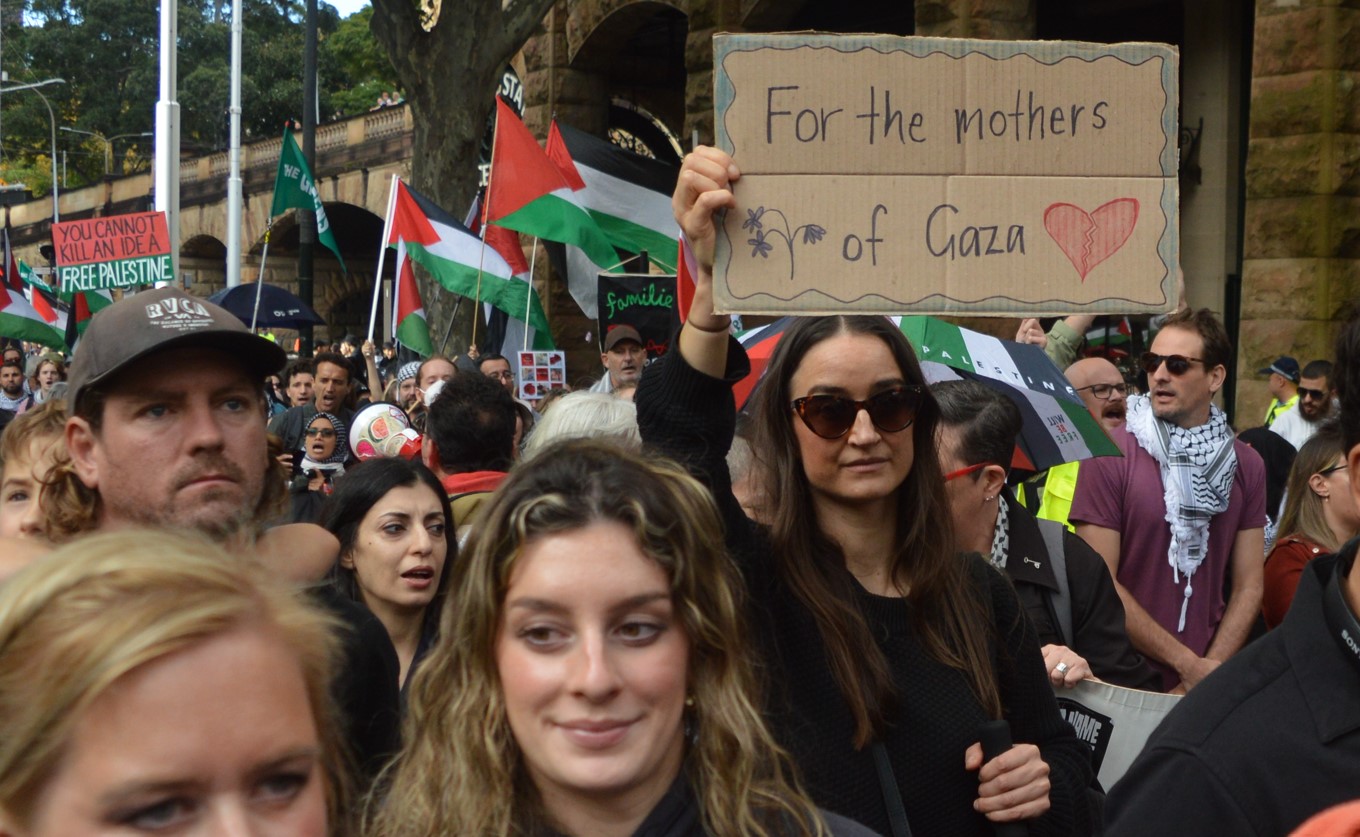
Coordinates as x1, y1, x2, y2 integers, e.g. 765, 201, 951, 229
1, 78, 66, 227
61, 127, 154, 175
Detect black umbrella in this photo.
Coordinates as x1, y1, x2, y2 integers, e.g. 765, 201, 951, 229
207, 283, 325, 330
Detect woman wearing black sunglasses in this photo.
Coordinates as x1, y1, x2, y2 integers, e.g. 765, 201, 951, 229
636, 146, 1093, 837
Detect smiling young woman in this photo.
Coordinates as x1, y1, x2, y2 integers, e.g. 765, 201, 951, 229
366, 440, 873, 837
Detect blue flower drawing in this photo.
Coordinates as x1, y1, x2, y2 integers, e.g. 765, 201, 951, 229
742, 206, 825, 280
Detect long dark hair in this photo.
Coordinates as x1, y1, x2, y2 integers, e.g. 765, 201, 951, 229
320, 458, 455, 644
750, 316, 1001, 747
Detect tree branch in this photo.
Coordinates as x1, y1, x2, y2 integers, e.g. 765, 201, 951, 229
485, 0, 555, 64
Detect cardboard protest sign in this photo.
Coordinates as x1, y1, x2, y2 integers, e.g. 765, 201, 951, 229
1056, 679, 1182, 789
597, 273, 679, 358
712, 34, 1180, 316
53, 211, 174, 294
517, 350, 566, 401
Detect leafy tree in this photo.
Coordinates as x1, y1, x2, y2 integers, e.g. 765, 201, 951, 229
1, 0, 354, 190
323, 5, 400, 118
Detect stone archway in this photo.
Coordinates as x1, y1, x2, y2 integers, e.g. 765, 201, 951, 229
181, 234, 228, 297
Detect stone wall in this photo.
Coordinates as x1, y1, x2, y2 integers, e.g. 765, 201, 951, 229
1240, 0, 1360, 423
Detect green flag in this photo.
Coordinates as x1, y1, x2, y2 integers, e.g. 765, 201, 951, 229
271, 129, 346, 272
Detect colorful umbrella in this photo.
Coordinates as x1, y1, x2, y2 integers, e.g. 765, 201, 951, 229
734, 317, 795, 409
898, 315, 1118, 472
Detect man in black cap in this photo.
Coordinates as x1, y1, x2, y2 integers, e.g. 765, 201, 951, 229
65, 287, 288, 544
1259, 355, 1300, 427
589, 324, 647, 394
57, 286, 401, 782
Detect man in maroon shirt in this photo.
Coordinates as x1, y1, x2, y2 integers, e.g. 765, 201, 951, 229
1071, 308, 1266, 693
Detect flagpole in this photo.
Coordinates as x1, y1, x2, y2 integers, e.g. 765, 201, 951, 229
523, 236, 539, 353
250, 221, 273, 331
472, 100, 503, 351
368, 174, 400, 343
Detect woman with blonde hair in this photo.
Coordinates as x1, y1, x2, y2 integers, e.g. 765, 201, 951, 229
368, 440, 874, 837
1262, 423, 1360, 628
0, 529, 352, 835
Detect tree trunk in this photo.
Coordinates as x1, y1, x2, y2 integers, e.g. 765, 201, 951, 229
369, 0, 555, 356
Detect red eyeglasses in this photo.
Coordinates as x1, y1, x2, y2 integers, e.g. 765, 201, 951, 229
943, 462, 988, 482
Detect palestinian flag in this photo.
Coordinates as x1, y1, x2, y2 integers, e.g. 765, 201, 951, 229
391, 238, 433, 356
484, 99, 620, 318
63, 289, 114, 350
0, 283, 64, 349
546, 121, 679, 270
388, 179, 552, 338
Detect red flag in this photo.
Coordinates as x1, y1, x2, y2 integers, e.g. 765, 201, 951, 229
484, 224, 529, 275
485, 98, 574, 222
545, 121, 587, 192
388, 181, 441, 248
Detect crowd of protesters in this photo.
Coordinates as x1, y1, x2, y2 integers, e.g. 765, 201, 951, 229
2, 148, 1360, 837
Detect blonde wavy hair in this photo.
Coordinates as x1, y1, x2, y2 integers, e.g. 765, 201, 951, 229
0, 530, 352, 834
367, 439, 828, 836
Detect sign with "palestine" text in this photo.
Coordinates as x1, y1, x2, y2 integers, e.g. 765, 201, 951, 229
53, 211, 174, 294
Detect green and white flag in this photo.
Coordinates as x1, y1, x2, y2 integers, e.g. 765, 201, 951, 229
271, 129, 346, 271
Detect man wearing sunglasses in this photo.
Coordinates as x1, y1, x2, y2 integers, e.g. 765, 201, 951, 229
1269, 359, 1335, 450
1105, 318, 1360, 837
1070, 308, 1266, 695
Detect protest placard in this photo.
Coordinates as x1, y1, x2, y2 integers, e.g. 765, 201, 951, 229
53, 211, 174, 294
712, 34, 1180, 316
516, 350, 567, 401
597, 273, 679, 358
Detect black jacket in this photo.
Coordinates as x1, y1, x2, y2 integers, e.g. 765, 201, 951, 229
1104, 544, 1360, 835
637, 340, 1094, 837
1003, 495, 1160, 691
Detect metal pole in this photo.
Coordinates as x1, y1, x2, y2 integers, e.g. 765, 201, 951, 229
225, 0, 243, 287
32, 88, 58, 225
1, 80, 65, 226
297, 0, 317, 355
156, 0, 181, 283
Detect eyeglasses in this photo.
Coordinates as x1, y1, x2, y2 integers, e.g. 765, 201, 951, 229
1140, 352, 1205, 376
1319, 463, 1347, 477
1300, 387, 1329, 402
791, 386, 924, 439
305, 428, 337, 439
485, 371, 515, 381
1075, 382, 1129, 401
944, 462, 988, 482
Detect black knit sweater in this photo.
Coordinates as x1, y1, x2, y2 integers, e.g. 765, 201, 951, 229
635, 338, 1094, 837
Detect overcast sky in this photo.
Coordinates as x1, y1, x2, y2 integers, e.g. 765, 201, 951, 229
329, 0, 369, 18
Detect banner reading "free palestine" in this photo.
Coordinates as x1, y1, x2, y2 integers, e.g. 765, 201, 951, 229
53, 211, 174, 294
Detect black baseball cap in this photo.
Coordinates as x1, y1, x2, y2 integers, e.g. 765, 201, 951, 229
603, 325, 643, 352
1257, 356, 1300, 384
68, 286, 288, 408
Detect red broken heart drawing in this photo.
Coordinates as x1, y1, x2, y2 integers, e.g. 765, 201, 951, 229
1043, 198, 1140, 281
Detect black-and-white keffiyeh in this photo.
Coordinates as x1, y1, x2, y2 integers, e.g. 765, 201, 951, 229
989, 494, 1011, 570
1125, 394, 1237, 632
